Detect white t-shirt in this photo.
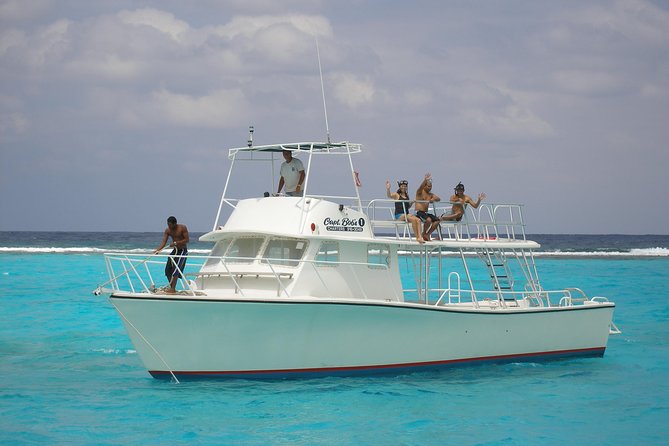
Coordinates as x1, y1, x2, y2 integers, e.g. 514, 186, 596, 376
280, 158, 305, 192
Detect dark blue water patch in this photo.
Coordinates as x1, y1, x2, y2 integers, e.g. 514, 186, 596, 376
0, 231, 212, 251
529, 234, 669, 253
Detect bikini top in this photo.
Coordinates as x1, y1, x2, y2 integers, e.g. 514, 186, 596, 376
394, 195, 411, 215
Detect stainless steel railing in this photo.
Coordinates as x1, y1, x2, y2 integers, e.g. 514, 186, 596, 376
365, 200, 527, 241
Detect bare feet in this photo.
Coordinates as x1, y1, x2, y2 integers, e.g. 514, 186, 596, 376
164, 288, 177, 294
416, 236, 425, 244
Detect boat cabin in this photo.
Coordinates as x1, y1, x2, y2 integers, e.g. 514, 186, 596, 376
186, 141, 549, 308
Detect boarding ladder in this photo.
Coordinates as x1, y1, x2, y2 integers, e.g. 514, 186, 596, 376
477, 249, 515, 302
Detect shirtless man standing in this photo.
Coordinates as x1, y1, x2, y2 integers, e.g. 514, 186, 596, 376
154, 216, 189, 294
441, 182, 486, 222
414, 173, 441, 241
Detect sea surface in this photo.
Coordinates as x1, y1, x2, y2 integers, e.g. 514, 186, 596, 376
1, 232, 668, 445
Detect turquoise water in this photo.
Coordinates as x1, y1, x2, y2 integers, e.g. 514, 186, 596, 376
1, 248, 668, 444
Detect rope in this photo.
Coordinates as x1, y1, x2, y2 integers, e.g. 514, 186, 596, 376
110, 298, 180, 384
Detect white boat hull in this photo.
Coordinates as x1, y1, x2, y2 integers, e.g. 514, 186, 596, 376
110, 295, 614, 379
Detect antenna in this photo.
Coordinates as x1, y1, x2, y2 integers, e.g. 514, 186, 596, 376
315, 37, 331, 144
247, 125, 254, 147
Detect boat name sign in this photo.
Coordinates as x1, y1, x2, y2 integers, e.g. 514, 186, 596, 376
323, 217, 365, 232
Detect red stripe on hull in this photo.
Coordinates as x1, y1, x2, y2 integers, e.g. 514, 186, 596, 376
149, 346, 606, 380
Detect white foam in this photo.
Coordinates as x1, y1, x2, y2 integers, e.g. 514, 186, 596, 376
0, 247, 107, 253
535, 247, 669, 257
629, 247, 669, 256
92, 348, 136, 355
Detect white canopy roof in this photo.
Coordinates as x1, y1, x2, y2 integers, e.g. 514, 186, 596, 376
228, 141, 362, 159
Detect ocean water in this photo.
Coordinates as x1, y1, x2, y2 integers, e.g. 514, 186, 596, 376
1, 232, 668, 445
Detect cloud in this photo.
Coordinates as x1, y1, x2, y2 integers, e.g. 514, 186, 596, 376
0, 111, 28, 138
440, 80, 555, 141
459, 105, 554, 140
117, 88, 250, 128
0, 0, 51, 22
551, 70, 627, 96
0, 9, 345, 130
568, 0, 669, 46
0, 28, 24, 54
213, 14, 331, 40
204, 14, 334, 68
331, 73, 374, 108
65, 52, 144, 82
118, 8, 190, 42
1, 9, 335, 80
526, 0, 669, 99
22, 19, 71, 67
1, 2, 668, 233
403, 88, 433, 107
0, 93, 28, 141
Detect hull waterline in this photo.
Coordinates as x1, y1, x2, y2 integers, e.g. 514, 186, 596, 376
110, 295, 614, 379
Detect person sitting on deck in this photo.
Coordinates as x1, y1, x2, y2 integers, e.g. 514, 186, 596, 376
441, 182, 487, 222
414, 173, 441, 241
386, 179, 425, 244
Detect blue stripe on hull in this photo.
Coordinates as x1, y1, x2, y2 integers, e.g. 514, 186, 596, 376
148, 346, 606, 380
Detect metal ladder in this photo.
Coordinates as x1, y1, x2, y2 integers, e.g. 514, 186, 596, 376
478, 249, 515, 302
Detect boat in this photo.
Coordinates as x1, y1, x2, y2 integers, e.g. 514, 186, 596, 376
95, 139, 620, 381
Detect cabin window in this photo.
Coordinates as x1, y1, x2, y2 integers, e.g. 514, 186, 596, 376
367, 243, 390, 269
262, 238, 308, 267
226, 237, 265, 263
316, 241, 340, 267
204, 238, 232, 268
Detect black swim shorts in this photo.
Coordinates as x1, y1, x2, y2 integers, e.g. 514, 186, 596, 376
165, 248, 188, 279
416, 211, 438, 222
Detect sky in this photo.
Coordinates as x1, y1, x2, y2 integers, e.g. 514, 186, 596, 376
1, 0, 668, 234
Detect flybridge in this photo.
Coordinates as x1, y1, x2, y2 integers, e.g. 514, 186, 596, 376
215, 139, 365, 231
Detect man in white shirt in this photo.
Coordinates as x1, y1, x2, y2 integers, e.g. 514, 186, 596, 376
277, 150, 306, 196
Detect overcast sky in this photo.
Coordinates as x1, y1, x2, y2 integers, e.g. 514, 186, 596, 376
1, 0, 667, 234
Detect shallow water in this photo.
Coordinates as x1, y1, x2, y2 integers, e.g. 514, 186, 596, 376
1, 235, 668, 445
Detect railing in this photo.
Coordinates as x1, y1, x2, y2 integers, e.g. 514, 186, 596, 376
95, 252, 402, 301
95, 252, 610, 313
365, 200, 527, 241
96, 252, 204, 296
430, 286, 604, 310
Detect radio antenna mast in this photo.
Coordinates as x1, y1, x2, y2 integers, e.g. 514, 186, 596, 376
315, 37, 331, 144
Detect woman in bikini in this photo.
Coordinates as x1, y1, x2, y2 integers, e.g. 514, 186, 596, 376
386, 179, 425, 244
